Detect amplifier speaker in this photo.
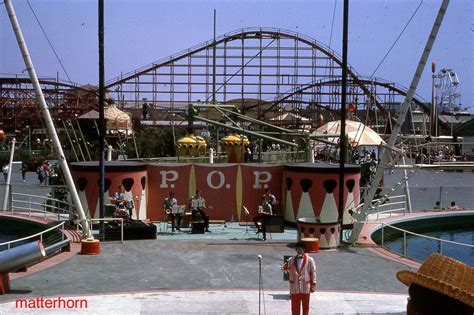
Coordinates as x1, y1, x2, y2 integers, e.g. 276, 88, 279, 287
266, 215, 285, 233
192, 221, 205, 234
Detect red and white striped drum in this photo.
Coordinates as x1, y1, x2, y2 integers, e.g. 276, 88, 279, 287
297, 217, 341, 249
283, 163, 361, 224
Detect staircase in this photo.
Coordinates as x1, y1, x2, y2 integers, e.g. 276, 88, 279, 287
63, 226, 82, 243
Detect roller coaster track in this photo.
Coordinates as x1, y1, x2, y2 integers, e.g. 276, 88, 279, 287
269, 77, 432, 114
105, 27, 361, 88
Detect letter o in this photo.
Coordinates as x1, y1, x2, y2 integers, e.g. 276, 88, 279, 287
207, 171, 225, 189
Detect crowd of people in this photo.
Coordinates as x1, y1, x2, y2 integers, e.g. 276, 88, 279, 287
35, 160, 58, 186
413, 145, 467, 164
427, 145, 467, 163
2, 160, 56, 184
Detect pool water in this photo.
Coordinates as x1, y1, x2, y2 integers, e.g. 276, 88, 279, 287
384, 228, 474, 265
372, 214, 474, 265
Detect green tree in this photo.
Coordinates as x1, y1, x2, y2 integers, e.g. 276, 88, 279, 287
132, 127, 185, 158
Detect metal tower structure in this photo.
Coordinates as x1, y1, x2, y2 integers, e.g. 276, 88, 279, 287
1, 28, 441, 135
0, 77, 97, 132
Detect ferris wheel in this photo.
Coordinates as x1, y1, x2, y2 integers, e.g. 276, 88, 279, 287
434, 68, 466, 113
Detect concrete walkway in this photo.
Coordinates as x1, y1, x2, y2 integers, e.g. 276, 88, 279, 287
0, 290, 407, 314
0, 239, 413, 314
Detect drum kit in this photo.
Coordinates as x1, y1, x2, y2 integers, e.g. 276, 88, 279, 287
114, 206, 130, 222
110, 197, 133, 223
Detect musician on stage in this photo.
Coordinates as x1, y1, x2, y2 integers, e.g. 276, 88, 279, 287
113, 184, 134, 221
189, 189, 210, 232
163, 191, 181, 232
253, 193, 274, 241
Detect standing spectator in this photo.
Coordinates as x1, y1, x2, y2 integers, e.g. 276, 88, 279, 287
2, 163, 9, 182
20, 161, 28, 183
142, 101, 149, 120
43, 161, 50, 186
370, 149, 376, 161
36, 164, 45, 185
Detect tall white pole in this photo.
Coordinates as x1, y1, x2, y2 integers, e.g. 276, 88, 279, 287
3, 138, 16, 211
4, 0, 92, 239
401, 153, 412, 213
431, 61, 437, 137
350, 0, 450, 244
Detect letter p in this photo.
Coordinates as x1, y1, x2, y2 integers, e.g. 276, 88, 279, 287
253, 171, 272, 189
159, 170, 178, 188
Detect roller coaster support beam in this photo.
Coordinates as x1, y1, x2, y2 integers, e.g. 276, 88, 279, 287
214, 106, 338, 146
193, 103, 303, 135
349, 0, 450, 244
193, 104, 337, 149
194, 115, 298, 148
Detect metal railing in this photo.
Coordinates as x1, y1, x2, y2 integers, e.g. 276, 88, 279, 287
9, 192, 125, 242
10, 192, 78, 222
0, 221, 65, 251
132, 150, 307, 164
364, 194, 407, 222
379, 222, 474, 260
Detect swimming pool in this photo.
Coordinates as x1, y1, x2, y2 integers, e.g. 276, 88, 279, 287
0, 216, 61, 250
371, 213, 474, 265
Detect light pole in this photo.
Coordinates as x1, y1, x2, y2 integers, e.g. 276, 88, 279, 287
431, 60, 437, 137
26, 125, 31, 157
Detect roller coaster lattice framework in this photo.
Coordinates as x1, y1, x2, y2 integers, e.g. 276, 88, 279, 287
0, 27, 431, 134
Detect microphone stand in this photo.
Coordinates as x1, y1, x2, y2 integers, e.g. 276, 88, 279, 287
258, 256, 265, 314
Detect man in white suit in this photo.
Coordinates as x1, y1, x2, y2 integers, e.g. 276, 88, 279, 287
282, 242, 317, 315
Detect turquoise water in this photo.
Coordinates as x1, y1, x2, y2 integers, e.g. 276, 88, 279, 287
372, 215, 474, 265
383, 228, 474, 266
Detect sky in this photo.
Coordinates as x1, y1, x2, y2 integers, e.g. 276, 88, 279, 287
1, 0, 472, 112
